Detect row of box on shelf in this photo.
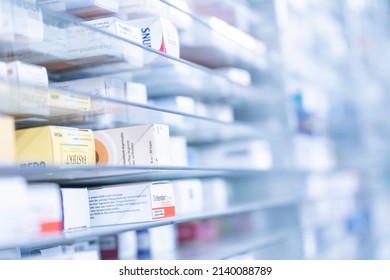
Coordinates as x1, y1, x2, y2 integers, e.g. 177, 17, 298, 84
0, 114, 272, 169
1, 213, 268, 260
0, 79, 272, 169
0, 175, 232, 242
0, 60, 243, 122
1, 0, 265, 75
2, 211, 366, 260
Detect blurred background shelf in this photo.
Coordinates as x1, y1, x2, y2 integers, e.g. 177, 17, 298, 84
0, 0, 390, 260
0, 166, 301, 186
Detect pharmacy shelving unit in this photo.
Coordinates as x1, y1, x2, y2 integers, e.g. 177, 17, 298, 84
0, 0, 303, 260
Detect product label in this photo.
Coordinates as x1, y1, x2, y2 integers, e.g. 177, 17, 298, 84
150, 183, 175, 220
20, 161, 46, 168
152, 208, 164, 219
66, 22, 143, 67
51, 127, 96, 166
88, 184, 151, 226
61, 144, 89, 165
88, 182, 174, 226
131, 16, 180, 58
49, 90, 91, 112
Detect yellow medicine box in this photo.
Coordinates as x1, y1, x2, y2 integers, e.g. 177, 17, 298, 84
16, 126, 96, 167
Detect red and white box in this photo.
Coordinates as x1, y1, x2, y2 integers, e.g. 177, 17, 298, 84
28, 183, 63, 234
88, 181, 175, 226
130, 16, 180, 58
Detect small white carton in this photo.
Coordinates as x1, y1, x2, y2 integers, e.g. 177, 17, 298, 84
6, 61, 49, 115
198, 139, 273, 170
117, 231, 138, 259
201, 102, 234, 122
11, 0, 44, 43
0, 61, 7, 81
215, 67, 252, 87
125, 82, 148, 104
61, 188, 91, 230
148, 224, 176, 256
28, 183, 63, 234
173, 179, 203, 214
7, 61, 48, 88
130, 16, 180, 58
202, 178, 231, 211
0, 63, 10, 113
169, 136, 188, 166
94, 124, 171, 166
0, 1, 14, 43
136, 224, 177, 257
50, 76, 126, 111
88, 181, 175, 226
6, 61, 91, 116
0, 177, 32, 243
66, 17, 143, 69
149, 96, 195, 114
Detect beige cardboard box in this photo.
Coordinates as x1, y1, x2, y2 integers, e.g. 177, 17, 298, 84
16, 126, 96, 167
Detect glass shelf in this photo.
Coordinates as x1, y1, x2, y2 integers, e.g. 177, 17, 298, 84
0, 166, 300, 186
106, 64, 278, 110
31, 0, 268, 75
0, 199, 298, 251
0, 81, 273, 145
